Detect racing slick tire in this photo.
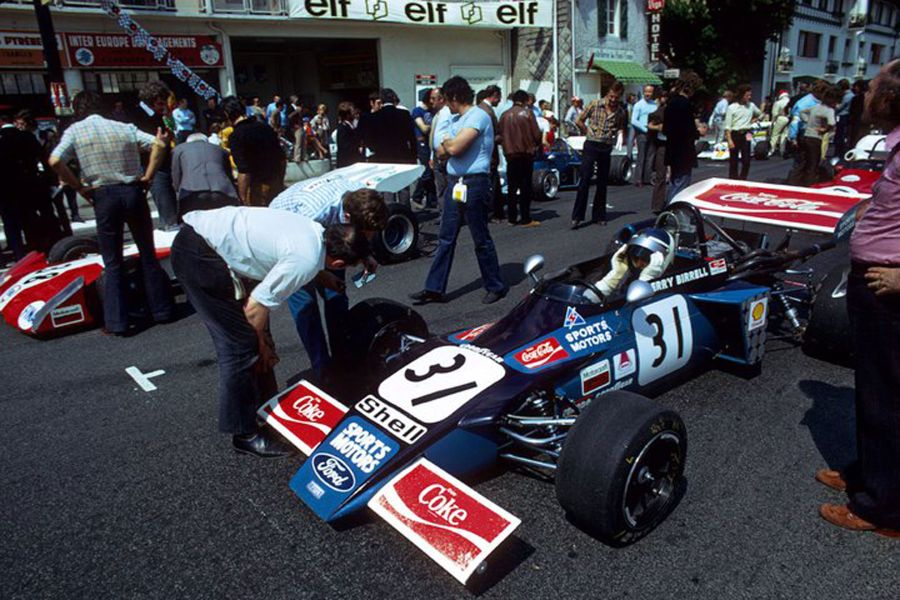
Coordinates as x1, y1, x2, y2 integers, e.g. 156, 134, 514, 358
532, 169, 560, 202
372, 203, 419, 264
609, 155, 633, 185
47, 236, 99, 264
753, 140, 770, 161
340, 298, 429, 375
802, 263, 853, 366
556, 391, 686, 546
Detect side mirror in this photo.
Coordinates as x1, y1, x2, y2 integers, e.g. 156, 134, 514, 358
524, 254, 545, 284
626, 280, 654, 303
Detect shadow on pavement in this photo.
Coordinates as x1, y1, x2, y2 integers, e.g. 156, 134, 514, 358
444, 262, 525, 302
798, 379, 856, 469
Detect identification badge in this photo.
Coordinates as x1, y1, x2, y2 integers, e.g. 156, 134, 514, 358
452, 182, 468, 203
353, 271, 377, 289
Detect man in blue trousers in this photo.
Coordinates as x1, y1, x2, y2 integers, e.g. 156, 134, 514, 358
269, 173, 387, 376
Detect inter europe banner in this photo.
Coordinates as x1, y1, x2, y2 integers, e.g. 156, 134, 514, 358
289, 0, 551, 28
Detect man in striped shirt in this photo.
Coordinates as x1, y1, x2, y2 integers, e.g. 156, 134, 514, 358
270, 173, 387, 376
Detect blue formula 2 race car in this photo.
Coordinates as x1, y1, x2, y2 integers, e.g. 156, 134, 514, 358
257, 178, 862, 585
503, 136, 633, 202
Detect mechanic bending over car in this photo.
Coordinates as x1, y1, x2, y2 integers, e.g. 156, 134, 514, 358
171, 206, 369, 458
269, 175, 388, 378
585, 228, 675, 302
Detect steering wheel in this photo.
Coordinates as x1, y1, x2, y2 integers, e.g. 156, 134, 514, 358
571, 279, 606, 303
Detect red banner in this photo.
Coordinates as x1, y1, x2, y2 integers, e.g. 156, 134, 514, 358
64, 33, 223, 69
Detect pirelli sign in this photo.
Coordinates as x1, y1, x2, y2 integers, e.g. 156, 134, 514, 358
290, 0, 551, 28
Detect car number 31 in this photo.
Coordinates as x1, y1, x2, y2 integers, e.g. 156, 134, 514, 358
632, 295, 693, 386
377, 346, 506, 424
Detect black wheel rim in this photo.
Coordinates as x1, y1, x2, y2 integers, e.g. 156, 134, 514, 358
621, 431, 682, 529
382, 214, 415, 256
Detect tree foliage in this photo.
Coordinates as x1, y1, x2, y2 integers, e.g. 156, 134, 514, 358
661, 0, 796, 92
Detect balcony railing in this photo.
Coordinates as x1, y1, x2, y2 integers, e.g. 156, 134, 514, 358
824, 60, 839, 74
205, 0, 286, 15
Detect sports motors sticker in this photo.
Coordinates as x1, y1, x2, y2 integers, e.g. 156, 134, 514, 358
291, 416, 400, 519
257, 380, 349, 455
369, 458, 521, 584
564, 306, 586, 328
748, 298, 768, 332
580, 359, 611, 396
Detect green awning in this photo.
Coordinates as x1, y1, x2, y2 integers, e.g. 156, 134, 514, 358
594, 60, 662, 85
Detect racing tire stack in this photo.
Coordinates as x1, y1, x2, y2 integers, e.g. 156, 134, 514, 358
532, 169, 560, 202
556, 391, 687, 546
372, 203, 419, 265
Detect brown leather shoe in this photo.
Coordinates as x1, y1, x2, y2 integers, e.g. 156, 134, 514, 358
819, 503, 900, 538
815, 468, 847, 492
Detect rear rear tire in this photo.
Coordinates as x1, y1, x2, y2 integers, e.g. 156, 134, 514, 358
48, 236, 99, 264
532, 169, 559, 202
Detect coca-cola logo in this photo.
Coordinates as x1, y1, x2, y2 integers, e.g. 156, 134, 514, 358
293, 395, 325, 422
516, 338, 569, 369
419, 484, 468, 526
311, 453, 355, 492
719, 192, 823, 212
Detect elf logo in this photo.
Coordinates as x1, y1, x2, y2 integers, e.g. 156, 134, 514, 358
304, 0, 351, 18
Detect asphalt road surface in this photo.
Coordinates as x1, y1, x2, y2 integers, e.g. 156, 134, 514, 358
3, 158, 898, 599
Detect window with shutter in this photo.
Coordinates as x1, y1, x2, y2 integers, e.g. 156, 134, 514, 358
598, 0, 608, 37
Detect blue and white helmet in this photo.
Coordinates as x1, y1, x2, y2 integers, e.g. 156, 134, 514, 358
625, 228, 674, 271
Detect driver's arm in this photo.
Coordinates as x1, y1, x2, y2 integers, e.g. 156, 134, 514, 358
596, 245, 629, 298
639, 252, 667, 281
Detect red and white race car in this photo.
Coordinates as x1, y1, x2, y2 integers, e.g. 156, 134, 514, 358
0, 230, 178, 337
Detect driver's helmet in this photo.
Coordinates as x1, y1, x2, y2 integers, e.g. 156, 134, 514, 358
625, 228, 675, 272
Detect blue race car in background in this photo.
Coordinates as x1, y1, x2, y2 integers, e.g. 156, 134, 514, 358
258, 179, 861, 586
504, 136, 634, 202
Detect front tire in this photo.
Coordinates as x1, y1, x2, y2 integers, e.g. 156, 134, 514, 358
556, 391, 687, 546
372, 203, 419, 264
48, 236, 99, 264
609, 155, 632, 185
339, 298, 428, 375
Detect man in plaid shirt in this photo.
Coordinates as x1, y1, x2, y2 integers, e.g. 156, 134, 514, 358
49, 91, 174, 335
572, 81, 628, 228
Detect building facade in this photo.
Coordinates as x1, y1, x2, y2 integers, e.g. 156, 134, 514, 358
761, 0, 898, 97
0, 0, 551, 119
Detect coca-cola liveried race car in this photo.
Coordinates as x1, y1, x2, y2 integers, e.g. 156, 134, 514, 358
0, 163, 424, 338
258, 178, 864, 585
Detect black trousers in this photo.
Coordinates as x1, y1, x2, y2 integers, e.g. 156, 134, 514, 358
171, 225, 276, 435
505, 155, 534, 224
572, 140, 611, 222
178, 191, 239, 220
650, 142, 667, 213
728, 130, 752, 180
490, 166, 503, 220
93, 183, 173, 332
845, 266, 900, 529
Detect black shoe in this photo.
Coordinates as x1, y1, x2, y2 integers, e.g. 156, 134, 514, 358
232, 431, 294, 459
409, 289, 445, 304
482, 290, 507, 304
570, 220, 582, 230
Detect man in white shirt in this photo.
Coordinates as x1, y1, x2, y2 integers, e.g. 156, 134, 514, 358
564, 96, 583, 137
172, 206, 368, 458
724, 84, 762, 180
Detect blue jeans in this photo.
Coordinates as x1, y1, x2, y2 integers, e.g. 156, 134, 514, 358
150, 169, 178, 229
287, 270, 349, 376
93, 183, 174, 332
666, 172, 692, 205
424, 174, 505, 295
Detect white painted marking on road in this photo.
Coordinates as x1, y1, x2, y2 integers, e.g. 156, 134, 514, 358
126, 366, 166, 392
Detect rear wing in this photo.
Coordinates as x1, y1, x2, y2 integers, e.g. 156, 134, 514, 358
671, 178, 868, 234
290, 163, 425, 195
